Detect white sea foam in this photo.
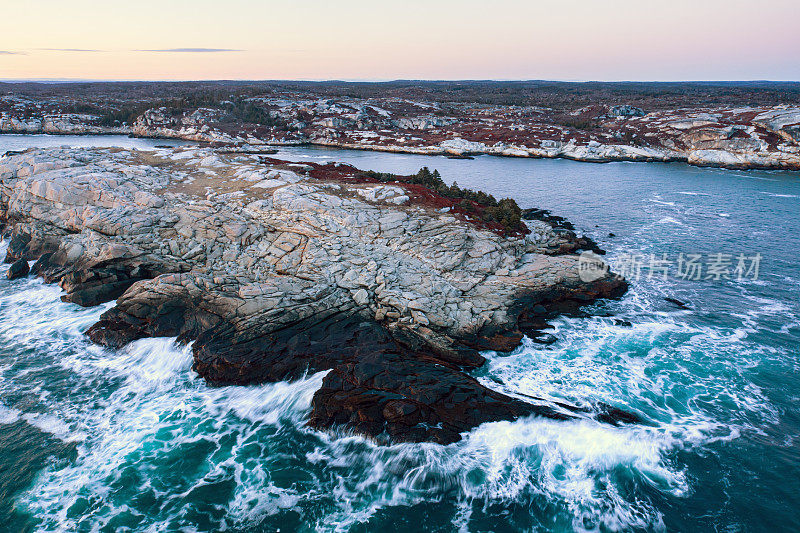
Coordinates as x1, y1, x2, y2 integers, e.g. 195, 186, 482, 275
649, 199, 676, 206
759, 192, 800, 198
303, 303, 775, 531
22, 412, 83, 442
15, 332, 330, 531
0, 402, 21, 424
301, 411, 679, 531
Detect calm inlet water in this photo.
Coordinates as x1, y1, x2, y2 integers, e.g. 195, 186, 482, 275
1, 136, 798, 532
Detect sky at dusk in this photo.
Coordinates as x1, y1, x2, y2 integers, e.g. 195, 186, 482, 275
1, 0, 798, 81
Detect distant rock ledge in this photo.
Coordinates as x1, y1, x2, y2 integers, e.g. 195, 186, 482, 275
0, 146, 631, 444
4, 99, 798, 170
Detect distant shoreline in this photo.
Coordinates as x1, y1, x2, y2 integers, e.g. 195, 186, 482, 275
3, 130, 799, 172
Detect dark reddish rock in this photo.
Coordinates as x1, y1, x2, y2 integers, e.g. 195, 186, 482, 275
6, 258, 29, 280
664, 297, 691, 310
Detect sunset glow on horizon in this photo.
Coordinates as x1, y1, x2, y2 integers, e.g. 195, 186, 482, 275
2, 0, 799, 82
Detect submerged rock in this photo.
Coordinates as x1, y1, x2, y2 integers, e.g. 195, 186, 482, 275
0, 146, 630, 443
664, 297, 691, 310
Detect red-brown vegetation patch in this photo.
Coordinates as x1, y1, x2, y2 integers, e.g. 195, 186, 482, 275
257, 157, 529, 238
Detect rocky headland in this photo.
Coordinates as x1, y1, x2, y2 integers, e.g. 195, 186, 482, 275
1, 146, 631, 444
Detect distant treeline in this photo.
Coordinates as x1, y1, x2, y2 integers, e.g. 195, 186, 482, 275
3, 80, 799, 114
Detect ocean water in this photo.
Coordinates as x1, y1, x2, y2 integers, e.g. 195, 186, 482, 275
0, 136, 799, 532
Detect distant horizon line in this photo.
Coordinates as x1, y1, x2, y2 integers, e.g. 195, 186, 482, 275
1, 78, 799, 85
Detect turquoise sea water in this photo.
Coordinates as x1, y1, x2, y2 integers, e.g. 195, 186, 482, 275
0, 136, 798, 531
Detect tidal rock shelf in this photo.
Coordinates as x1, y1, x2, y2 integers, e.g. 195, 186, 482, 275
0, 146, 629, 444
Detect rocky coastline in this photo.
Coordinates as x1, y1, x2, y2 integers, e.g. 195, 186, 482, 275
4, 123, 798, 171
1, 146, 634, 444
2, 88, 799, 171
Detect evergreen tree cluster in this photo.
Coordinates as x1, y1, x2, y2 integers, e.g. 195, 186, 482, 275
220, 98, 286, 128
79, 91, 288, 129
358, 167, 523, 233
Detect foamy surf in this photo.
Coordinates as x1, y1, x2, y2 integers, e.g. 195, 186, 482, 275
0, 402, 21, 424
758, 192, 800, 198
0, 273, 696, 532
15, 335, 331, 531
0, 261, 784, 532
